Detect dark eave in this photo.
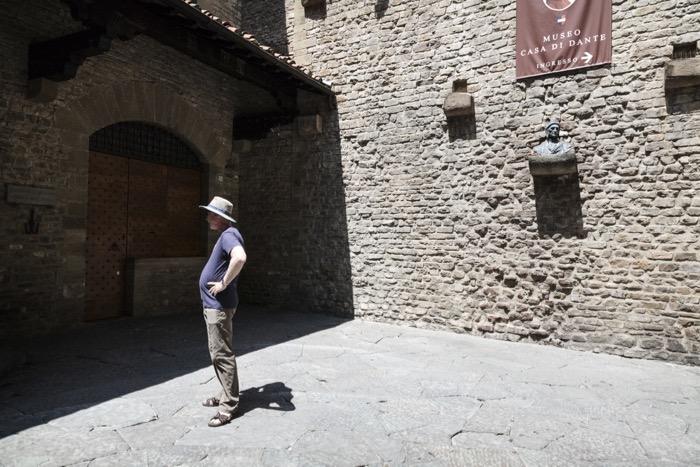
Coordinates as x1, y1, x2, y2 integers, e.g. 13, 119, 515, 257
32, 0, 333, 104
158, 0, 333, 98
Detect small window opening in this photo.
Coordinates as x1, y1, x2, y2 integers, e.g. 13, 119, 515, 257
672, 43, 698, 60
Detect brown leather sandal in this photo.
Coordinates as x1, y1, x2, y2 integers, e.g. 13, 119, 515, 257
208, 412, 233, 427
202, 397, 220, 407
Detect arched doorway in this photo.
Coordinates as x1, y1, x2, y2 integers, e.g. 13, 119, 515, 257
85, 122, 202, 321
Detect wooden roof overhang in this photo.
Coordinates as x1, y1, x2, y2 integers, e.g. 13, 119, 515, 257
28, 0, 334, 136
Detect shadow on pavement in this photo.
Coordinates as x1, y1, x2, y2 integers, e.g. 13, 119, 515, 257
0, 306, 346, 439
239, 382, 296, 416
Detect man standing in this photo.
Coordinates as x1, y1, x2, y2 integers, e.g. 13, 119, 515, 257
198, 196, 247, 427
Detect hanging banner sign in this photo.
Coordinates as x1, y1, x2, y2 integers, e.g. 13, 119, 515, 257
516, 0, 612, 79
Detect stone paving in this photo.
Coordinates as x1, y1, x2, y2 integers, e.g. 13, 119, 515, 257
1, 307, 699, 467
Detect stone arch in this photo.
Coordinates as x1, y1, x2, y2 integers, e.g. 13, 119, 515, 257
53, 81, 231, 321
55, 81, 230, 167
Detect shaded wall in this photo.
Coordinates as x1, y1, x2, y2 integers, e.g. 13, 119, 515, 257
238, 102, 353, 317
197, 0, 243, 26
242, 0, 290, 54
0, 0, 240, 341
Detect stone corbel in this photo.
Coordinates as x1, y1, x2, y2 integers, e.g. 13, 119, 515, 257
528, 152, 578, 176
665, 56, 700, 89
232, 139, 251, 153
296, 114, 323, 136
443, 80, 474, 118
26, 78, 59, 103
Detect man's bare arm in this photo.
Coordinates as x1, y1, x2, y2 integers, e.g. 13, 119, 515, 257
208, 245, 247, 296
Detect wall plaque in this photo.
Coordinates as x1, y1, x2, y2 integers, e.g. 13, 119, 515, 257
516, 0, 612, 79
6, 184, 57, 206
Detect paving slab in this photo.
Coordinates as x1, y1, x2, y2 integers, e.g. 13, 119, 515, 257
1, 307, 699, 467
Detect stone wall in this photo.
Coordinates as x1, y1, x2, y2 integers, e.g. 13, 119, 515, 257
245, 0, 700, 364
0, 0, 239, 342
197, 0, 243, 26
127, 257, 207, 317
238, 124, 295, 308
238, 96, 354, 317
242, 0, 291, 54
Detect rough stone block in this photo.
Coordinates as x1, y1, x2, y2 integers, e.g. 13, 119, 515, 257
26, 78, 58, 103
442, 91, 474, 118
296, 114, 323, 136
665, 57, 700, 88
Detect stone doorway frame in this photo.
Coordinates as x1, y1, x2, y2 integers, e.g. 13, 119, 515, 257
54, 81, 233, 321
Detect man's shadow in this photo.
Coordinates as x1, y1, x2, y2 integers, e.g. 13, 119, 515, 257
238, 382, 295, 416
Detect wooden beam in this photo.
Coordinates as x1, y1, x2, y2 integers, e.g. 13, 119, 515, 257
56, 0, 303, 112
28, 27, 114, 81
126, 2, 299, 110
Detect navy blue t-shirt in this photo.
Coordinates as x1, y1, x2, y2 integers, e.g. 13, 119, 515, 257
199, 227, 244, 309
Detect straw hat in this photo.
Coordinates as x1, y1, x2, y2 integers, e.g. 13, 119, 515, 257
199, 196, 236, 223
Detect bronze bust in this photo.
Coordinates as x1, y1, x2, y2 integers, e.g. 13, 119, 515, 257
533, 121, 573, 156
529, 120, 577, 175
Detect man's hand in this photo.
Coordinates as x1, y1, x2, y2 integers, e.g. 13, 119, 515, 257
207, 281, 226, 296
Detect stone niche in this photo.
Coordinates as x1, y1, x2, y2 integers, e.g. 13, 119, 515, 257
665, 42, 700, 114
528, 122, 583, 238
302, 0, 326, 19
532, 172, 585, 238
302, 0, 325, 7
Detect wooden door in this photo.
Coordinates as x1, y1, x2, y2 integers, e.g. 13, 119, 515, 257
127, 160, 168, 258
86, 152, 202, 321
166, 166, 202, 257
86, 152, 129, 321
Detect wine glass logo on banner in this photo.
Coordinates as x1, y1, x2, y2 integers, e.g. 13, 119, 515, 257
543, 0, 576, 12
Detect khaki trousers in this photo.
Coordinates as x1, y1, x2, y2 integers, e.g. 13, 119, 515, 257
203, 307, 240, 414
